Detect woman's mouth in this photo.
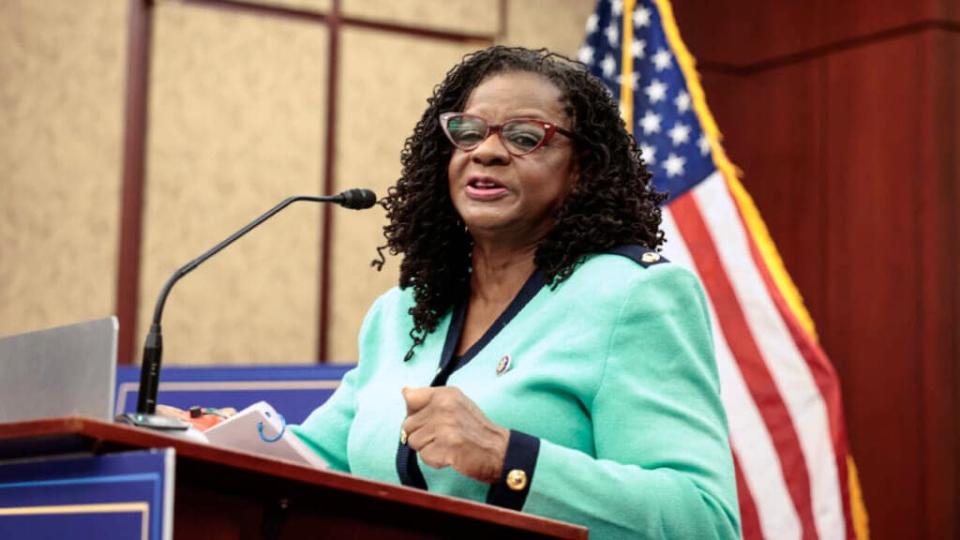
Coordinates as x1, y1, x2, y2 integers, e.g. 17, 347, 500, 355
465, 176, 509, 200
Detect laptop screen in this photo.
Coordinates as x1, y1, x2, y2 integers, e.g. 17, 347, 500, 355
0, 317, 118, 423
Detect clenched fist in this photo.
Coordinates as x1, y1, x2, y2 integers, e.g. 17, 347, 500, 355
401, 386, 509, 484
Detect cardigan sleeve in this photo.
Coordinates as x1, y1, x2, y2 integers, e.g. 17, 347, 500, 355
508, 265, 741, 539
290, 365, 359, 473
290, 295, 386, 473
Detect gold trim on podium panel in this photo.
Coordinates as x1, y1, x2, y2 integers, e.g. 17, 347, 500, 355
0, 502, 150, 540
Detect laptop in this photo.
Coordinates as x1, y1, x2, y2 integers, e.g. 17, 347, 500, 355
0, 317, 118, 423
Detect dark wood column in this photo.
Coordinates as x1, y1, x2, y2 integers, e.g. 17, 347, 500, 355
671, 1, 959, 538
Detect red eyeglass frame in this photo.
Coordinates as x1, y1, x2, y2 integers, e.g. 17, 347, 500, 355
439, 112, 576, 156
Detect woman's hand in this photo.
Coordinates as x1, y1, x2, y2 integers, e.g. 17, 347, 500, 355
401, 386, 510, 484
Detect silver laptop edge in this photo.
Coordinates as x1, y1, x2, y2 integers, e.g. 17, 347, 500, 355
0, 316, 118, 423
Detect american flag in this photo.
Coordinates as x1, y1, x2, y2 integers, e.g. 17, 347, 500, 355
579, 1, 864, 538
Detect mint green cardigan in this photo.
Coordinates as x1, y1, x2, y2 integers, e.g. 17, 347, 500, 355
293, 250, 741, 539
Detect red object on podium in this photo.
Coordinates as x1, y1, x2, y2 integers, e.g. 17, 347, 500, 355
0, 417, 587, 539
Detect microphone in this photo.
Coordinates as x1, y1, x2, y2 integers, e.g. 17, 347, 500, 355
118, 189, 377, 430
336, 188, 377, 209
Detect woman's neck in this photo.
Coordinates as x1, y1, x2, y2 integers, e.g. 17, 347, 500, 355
469, 240, 537, 305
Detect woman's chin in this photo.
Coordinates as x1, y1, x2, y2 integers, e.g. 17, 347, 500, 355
458, 199, 515, 228
462, 213, 520, 237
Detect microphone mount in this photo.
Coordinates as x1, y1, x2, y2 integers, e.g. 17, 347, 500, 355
118, 190, 376, 430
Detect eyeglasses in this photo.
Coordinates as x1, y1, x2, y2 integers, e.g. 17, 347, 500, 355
439, 112, 575, 156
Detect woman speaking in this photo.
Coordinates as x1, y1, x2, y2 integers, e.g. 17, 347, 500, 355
292, 46, 741, 539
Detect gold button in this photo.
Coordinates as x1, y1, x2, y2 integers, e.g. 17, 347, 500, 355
506, 469, 528, 491
641, 252, 661, 264
400, 429, 408, 445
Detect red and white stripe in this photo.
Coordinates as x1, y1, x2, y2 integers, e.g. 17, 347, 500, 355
660, 171, 850, 539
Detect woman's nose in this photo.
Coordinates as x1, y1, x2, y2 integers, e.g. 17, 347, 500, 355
469, 132, 511, 165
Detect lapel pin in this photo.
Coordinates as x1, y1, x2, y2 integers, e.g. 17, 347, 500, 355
496, 354, 512, 376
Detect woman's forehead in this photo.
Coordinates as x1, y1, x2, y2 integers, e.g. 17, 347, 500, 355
463, 71, 567, 119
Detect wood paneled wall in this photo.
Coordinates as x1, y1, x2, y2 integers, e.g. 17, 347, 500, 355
671, 1, 959, 537
0, 0, 129, 337
0, 0, 595, 364
5, 1, 956, 534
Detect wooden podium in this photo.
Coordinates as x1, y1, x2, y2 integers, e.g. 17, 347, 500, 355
0, 417, 586, 539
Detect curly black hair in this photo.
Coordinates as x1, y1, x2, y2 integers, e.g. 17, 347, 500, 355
373, 46, 666, 359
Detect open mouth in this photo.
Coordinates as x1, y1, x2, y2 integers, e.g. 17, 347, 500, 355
465, 176, 509, 200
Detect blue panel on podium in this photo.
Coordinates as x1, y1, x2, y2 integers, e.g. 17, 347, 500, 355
0, 449, 173, 540
115, 365, 353, 423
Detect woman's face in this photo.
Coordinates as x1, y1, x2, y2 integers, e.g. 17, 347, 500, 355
447, 71, 578, 245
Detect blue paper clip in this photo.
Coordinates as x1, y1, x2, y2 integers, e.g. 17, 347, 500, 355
257, 410, 286, 443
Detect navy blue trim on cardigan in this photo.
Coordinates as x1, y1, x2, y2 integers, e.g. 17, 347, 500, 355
486, 430, 540, 510
607, 244, 669, 267
435, 300, 469, 377
395, 439, 428, 489
437, 268, 546, 379
396, 269, 546, 491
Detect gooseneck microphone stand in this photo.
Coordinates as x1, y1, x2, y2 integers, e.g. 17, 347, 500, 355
118, 189, 377, 430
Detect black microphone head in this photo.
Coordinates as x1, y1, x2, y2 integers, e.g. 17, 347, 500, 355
338, 188, 377, 209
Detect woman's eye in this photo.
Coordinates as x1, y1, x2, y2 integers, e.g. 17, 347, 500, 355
505, 130, 542, 151
455, 129, 485, 143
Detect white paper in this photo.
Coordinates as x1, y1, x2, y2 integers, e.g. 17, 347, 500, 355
203, 401, 326, 469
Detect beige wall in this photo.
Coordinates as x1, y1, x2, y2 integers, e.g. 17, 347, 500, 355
343, 0, 499, 34
139, 2, 329, 364
0, 0, 128, 335
0, 0, 595, 364
504, 0, 597, 57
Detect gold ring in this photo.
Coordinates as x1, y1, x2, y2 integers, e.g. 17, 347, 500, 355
400, 428, 408, 445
